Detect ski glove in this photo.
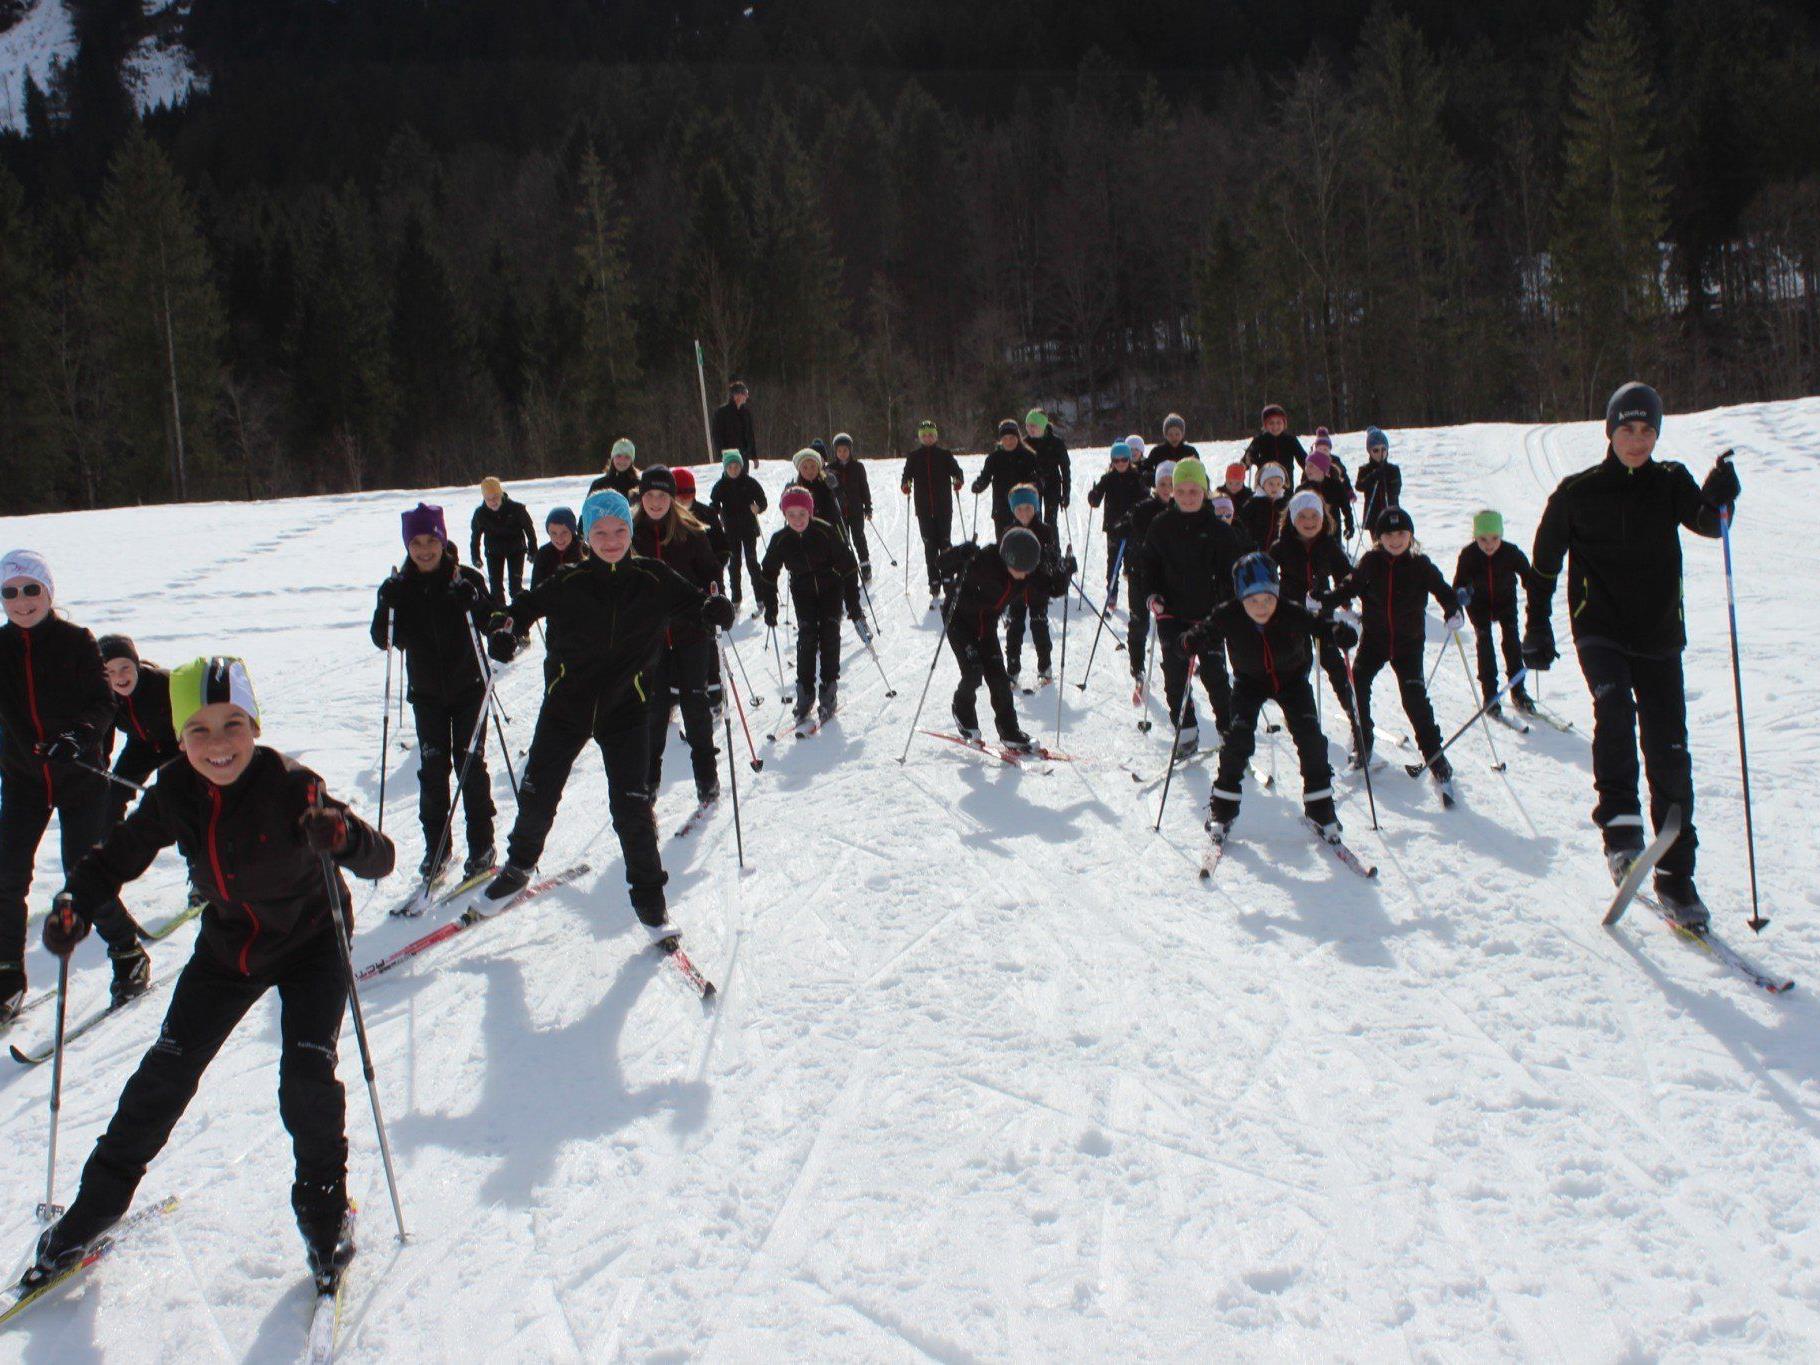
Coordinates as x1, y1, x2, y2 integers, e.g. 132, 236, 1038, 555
1521, 623, 1557, 672
701, 595, 735, 631
1329, 618, 1360, 651
37, 732, 86, 764
1702, 451, 1740, 509
763, 604, 778, 628
1180, 622, 1212, 656
448, 575, 484, 608
42, 893, 89, 957
1060, 553, 1078, 579
1147, 595, 1166, 618
1454, 584, 1474, 609
299, 803, 349, 856
488, 629, 519, 664
853, 617, 873, 644
377, 574, 406, 609
1444, 612, 1465, 634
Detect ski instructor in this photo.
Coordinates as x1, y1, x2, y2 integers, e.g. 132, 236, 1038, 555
1522, 380, 1740, 929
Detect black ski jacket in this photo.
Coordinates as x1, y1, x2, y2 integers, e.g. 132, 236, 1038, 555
588, 466, 640, 499
828, 457, 873, 522
371, 553, 492, 705
972, 444, 1041, 525
1452, 541, 1536, 618
632, 517, 724, 648
711, 401, 757, 467
1140, 439, 1199, 477
710, 471, 768, 537
901, 445, 964, 521
1028, 431, 1071, 508
531, 538, 585, 589
937, 543, 1063, 642
1140, 504, 1244, 621
1113, 497, 1171, 589
1240, 492, 1291, 553
1356, 459, 1402, 530
108, 663, 180, 785
1243, 430, 1307, 479
757, 520, 863, 620
1187, 599, 1350, 693
0, 616, 115, 787
1271, 530, 1353, 606
470, 496, 537, 563
1087, 467, 1148, 533
1328, 548, 1458, 656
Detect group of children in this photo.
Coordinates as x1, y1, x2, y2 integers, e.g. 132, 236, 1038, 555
0, 378, 1741, 1306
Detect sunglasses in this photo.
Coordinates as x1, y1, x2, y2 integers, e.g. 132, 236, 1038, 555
2, 583, 45, 600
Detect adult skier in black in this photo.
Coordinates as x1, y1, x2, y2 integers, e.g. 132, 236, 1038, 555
1523, 380, 1739, 928
710, 378, 758, 468
900, 420, 965, 605
97, 634, 180, 826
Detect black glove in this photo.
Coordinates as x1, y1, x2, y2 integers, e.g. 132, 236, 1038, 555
1179, 623, 1209, 656
377, 574, 405, 609
1061, 553, 1078, 578
702, 595, 735, 631
448, 575, 483, 608
970, 476, 988, 495
37, 732, 85, 764
1060, 496, 1071, 509
1454, 583, 1474, 610
764, 603, 778, 629
1521, 622, 1557, 672
1702, 451, 1740, 509
488, 630, 519, 663
1330, 618, 1359, 651
299, 801, 349, 856
486, 609, 513, 633
853, 616, 873, 644
42, 892, 90, 957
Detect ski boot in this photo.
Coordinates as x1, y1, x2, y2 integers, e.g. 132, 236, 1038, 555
1204, 817, 1231, 846
951, 707, 982, 744
696, 780, 721, 806
639, 911, 680, 951
420, 846, 451, 882
1511, 687, 1537, 717
1653, 873, 1710, 931
1305, 795, 1341, 843
108, 944, 151, 1007
1429, 754, 1457, 807
1001, 728, 1037, 756
482, 862, 533, 905
1171, 723, 1200, 762
1006, 667, 1022, 690
928, 594, 942, 613
0, 963, 23, 1025
1037, 667, 1054, 686
294, 1180, 355, 1293
22, 1206, 117, 1291
817, 682, 839, 724
462, 844, 496, 879
861, 562, 873, 585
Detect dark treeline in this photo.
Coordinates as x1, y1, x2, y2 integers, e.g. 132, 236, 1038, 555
1, 0, 1816, 510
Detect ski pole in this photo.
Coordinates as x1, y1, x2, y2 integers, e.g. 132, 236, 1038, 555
37, 931, 71, 1224
898, 586, 963, 764
713, 639, 747, 864
72, 756, 149, 796
378, 608, 394, 833
857, 569, 883, 639
1342, 647, 1379, 831
765, 622, 787, 693
1153, 654, 1198, 832
1136, 628, 1159, 731
719, 636, 763, 772
867, 516, 898, 567
903, 494, 912, 598
725, 632, 764, 708
859, 631, 898, 697
1079, 508, 1094, 600
1455, 631, 1505, 773
1075, 539, 1127, 692
1719, 495, 1766, 931
313, 832, 408, 1242
469, 624, 522, 802
1425, 631, 1448, 691
1055, 568, 1070, 747
1067, 573, 1124, 645
1404, 668, 1528, 778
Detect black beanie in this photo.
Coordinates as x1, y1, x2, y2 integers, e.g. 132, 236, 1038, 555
639, 465, 677, 497
97, 634, 139, 665
1605, 382, 1663, 438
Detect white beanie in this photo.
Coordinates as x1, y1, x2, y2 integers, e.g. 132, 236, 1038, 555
1259, 463, 1288, 487
1287, 490, 1326, 525
1153, 460, 1177, 484
0, 549, 53, 600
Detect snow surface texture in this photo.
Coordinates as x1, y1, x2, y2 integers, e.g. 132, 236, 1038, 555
0, 1, 198, 132
2, 401, 1818, 1360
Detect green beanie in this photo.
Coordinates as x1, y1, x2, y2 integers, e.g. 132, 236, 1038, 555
1473, 509, 1504, 539
1172, 457, 1210, 491
721, 449, 743, 468
611, 437, 636, 460
1025, 408, 1048, 432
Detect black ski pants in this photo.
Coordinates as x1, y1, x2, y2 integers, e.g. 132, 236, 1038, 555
1005, 594, 1054, 675
1576, 641, 1698, 876
0, 765, 136, 968
1470, 601, 1524, 703
61, 928, 347, 1242
947, 626, 1022, 742
792, 589, 844, 704
1126, 573, 1150, 679
1353, 637, 1442, 759
412, 691, 494, 862
484, 546, 526, 606
507, 680, 667, 923
1316, 639, 1359, 743
1210, 674, 1335, 825
1159, 619, 1232, 738
916, 513, 953, 595
726, 530, 762, 604
644, 639, 721, 800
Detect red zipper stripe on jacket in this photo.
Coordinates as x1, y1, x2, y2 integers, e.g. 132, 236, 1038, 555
1260, 626, 1280, 693
1386, 557, 1397, 654
1486, 558, 1496, 611
126, 692, 148, 740
20, 629, 53, 798
207, 784, 261, 975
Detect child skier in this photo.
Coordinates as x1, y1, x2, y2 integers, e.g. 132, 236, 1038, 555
481, 491, 735, 936
1327, 507, 1463, 794
97, 634, 180, 826
589, 437, 641, 498
1523, 380, 1738, 926
901, 420, 966, 606
1085, 441, 1148, 588
1243, 404, 1307, 481
1113, 461, 1175, 686
672, 468, 728, 571
1355, 427, 1400, 535
1, 549, 147, 1021
1024, 409, 1071, 529
374, 502, 497, 881
710, 450, 767, 613
1140, 458, 1242, 756
1181, 554, 1358, 842
935, 528, 1060, 751
973, 420, 1041, 538
469, 477, 538, 606
828, 433, 875, 581
632, 467, 724, 806
1302, 442, 1356, 539
1272, 490, 1359, 749
1002, 485, 1073, 687
1140, 413, 1198, 477
1217, 463, 1254, 519
788, 447, 843, 529
758, 487, 868, 726
532, 506, 585, 589
1240, 463, 1292, 550
1452, 510, 1535, 717
24, 655, 394, 1291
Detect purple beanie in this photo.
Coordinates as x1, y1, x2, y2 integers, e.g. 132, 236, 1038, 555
401, 502, 447, 546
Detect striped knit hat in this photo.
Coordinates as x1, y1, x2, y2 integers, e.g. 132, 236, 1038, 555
170, 656, 259, 732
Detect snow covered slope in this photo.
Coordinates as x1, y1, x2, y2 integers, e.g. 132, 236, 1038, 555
0, 0, 198, 132
2, 400, 1818, 1359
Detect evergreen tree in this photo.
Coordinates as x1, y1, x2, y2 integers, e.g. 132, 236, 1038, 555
88, 127, 226, 501
573, 143, 643, 459
389, 207, 480, 483
1550, 0, 1669, 410
0, 167, 60, 508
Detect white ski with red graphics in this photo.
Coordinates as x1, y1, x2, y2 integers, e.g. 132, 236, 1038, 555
356, 862, 592, 982
1, 1194, 180, 1326
1304, 817, 1379, 879
920, 730, 1070, 768
671, 797, 721, 840
11, 978, 170, 1066
655, 936, 717, 1000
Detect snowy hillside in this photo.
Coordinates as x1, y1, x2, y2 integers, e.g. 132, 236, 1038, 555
0, 0, 198, 132
2, 400, 1819, 1359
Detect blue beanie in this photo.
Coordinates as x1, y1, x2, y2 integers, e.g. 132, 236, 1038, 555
580, 490, 632, 535
1365, 426, 1389, 451
545, 506, 578, 534
1007, 483, 1041, 513
1110, 441, 1132, 462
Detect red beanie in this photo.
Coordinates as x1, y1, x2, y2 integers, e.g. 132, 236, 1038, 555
780, 487, 815, 515
671, 467, 696, 497
1225, 463, 1246, 485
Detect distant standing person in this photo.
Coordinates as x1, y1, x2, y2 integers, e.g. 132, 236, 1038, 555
901, 420, 965, 609
1523, 381, 1739, 929
710, 450, 767, 614
1024, 409, 1072, 530
589, 438, 641, 498
711, 378, 758, 468
469, 476, 538, 605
